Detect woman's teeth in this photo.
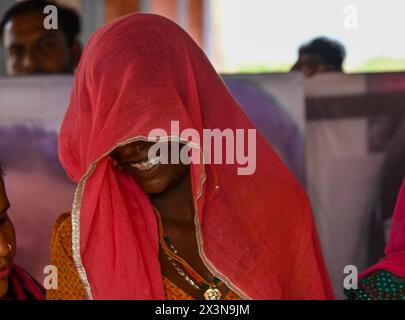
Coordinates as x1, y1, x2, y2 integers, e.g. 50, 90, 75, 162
129, 156, 160, 171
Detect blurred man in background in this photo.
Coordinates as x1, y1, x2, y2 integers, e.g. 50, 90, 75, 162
291, 37, 346, 78
0, 0, 81, 75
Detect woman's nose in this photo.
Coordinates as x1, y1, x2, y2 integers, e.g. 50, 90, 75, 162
0, 231, 10, 258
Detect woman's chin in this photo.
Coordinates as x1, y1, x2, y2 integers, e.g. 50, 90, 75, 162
132, 173, 171, 195
0, 278, 9, 298
140, 180, 169, 194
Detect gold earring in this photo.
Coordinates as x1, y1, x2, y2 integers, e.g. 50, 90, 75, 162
7, 244, 12, 251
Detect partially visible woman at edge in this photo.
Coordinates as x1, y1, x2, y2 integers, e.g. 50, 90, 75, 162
0, 164, 45, 300
47, 13, 334, 300
345, 178, 405, 300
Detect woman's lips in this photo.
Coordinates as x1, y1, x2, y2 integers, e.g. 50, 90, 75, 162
0, 266, 11, 279
129, 155, 160, 172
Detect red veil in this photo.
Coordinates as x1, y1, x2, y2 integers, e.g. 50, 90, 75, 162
360, 179, 405, 278
59, 13, 333, 299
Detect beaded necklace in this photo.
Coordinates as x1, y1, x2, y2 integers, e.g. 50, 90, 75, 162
154, 206, 223, 300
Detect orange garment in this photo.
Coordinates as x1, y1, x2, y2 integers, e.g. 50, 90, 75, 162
46, 213, 87, 300
47, 212, 241, 300
163, 277, 241, 300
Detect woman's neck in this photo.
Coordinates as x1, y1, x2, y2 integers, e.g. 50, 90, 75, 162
149, 170, 195, 225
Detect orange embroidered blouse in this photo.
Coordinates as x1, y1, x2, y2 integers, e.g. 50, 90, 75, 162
46, 212, 241, 300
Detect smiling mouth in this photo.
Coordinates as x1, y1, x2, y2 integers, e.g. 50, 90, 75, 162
129, 155, 161, 172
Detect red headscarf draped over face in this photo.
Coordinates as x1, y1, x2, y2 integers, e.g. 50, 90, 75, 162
360, 179, 405, 278
59, 13, 334, 300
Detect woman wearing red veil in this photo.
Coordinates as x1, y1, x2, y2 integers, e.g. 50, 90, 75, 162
48, 13, 333, 300
346, 178, 405, 300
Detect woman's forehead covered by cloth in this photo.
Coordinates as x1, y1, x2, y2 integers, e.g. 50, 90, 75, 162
78, 13, 203, 124
59, 14, 209, 180
82, 13, 200, 88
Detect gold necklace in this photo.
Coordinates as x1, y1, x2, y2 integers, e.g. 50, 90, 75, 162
154, 206, 223, 300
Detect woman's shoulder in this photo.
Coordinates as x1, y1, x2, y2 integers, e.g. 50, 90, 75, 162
48, 211, 87, 300
10, 265, 45, 300
53, 211, 72, 231
345, 270, 405, 300
50, 211, 72, 254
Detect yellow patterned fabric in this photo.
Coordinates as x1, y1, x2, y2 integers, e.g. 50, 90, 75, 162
46, 212, 87, 300
46, 212, 242, 300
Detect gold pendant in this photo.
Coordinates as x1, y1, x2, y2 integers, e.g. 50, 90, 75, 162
204, 287, 222, 300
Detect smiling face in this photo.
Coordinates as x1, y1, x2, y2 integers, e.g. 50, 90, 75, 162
0, 177, 16, 298
111, 140, 190, 194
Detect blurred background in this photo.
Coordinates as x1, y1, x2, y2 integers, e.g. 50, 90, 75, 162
2, 0, 405, 75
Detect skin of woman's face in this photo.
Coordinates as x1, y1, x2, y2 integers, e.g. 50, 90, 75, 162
0, 179, 16, 298
111, 141, 189, 194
